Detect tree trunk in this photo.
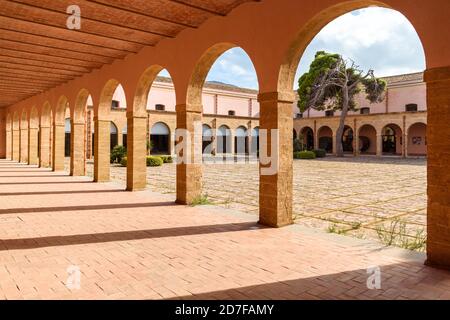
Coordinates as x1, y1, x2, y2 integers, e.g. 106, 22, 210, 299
335, 87, 349, 157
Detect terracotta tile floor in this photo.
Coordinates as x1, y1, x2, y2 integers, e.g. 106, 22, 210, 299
2, 159, 448, 300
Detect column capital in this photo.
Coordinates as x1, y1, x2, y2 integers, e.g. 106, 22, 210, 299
126, 111, 147, 119
175, 104, 202, 113
424, 66, 450, 83
257, 91, 295, 104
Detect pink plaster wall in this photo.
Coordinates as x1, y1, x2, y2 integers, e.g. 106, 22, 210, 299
408, 123, 427, 155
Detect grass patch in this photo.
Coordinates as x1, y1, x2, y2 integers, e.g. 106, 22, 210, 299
190, 194, 213, 206
375, 218, 426, 251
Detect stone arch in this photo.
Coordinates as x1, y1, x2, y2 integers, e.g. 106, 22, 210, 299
98, 79, 119, 119
186, 43, 259, 108
318, 125, 333, 153
55, 95, 68, 125
41, 101, 52, 127
300, 126, 314, 150
133, 65, 171, 116
381, 123, 403, 155
74, 88, 90, 123
407, 122, 427, 156
29, 106, 39, 129
39, 101, 52, 168
276, 0, 425, 93
358, 124, 377, 154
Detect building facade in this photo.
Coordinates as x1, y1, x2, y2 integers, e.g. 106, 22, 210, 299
69, 72, 426, 158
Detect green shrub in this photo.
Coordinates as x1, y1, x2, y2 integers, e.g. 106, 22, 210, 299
294, 151, 316, 159
120, 157, 127, 167
146, 156, 163, 167
313, 149, 327, 158
293, 138, 303, 152
110, 145, 127, 163
159, 155, 173, 163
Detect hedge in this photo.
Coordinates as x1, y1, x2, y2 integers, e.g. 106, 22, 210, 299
313, 149, 327, 158
294, 151, 316, 159
120, 157, 127, 167
146, 156, 163, 167
158, 155, 173, 163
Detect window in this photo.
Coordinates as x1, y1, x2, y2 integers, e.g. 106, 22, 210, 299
155, 104, 165, 111
405, 104, 418, 112
296, 113, 303, 119
111, 100, 120, 109
325, 110, 334, 117
228, 110, 236, 116
360, 107, 370, 115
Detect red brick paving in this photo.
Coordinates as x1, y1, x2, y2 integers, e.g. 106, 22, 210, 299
0, 159, 449, 300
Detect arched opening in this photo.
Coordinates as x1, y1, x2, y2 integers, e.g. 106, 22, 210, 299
110, 122, 118, 152
64, 118, 71, 157
217, 125, 232, 154
235, 126, 248, 155
150, 122, 170, 155
382, 124, 402, 155
300, 127, 314, 150
407, 122, 427, 157
358, 124, 377, 154
293, 129, 297, 140
95, 79, 124, 182
342, 126, 354, 153
318, 126, 333, 153
202, 124, 213, 155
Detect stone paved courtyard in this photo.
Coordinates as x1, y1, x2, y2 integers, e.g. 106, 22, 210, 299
1, 159, 449, 300
75, 156, 427, 250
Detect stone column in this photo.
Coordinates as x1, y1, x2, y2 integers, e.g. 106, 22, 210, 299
12, 129, 20, 161
403, 133, 408, 158
6, 129, 11, 160
39, 125, 51, 167
126, 113, 147, 191
257, 92, 293, 227
52, 123, 65, 171
175, 104, 202, 204
28, 127, 38, 165
20, 126, 28, 163
332, 133, 337, 156
94, 118, 110, 182
424, 66, 450, 269
70, 121, 85, 176
354, 130, 360, 157
376, 134, 383, 157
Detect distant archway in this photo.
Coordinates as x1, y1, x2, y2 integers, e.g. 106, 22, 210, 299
407, 122, 427, 156
358, 124, 377, 154
150, 122, 170, 155
382, 124, 402, 155
318, 126, 333, 153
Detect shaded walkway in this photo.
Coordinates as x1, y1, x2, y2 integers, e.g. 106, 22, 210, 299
0, 159, 448, 299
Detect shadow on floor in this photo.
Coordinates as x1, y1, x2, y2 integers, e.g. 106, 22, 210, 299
0, 181, 92, 185
0, 201, 177, 215
168, 262, 449, 300
0, 189, 125, 196
0, 222, 260, 251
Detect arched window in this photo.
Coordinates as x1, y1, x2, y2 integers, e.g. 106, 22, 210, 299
235, 126, 248, 154
202, 124, 213, 154
217, 125, 232, 154
150, 122, 170, 155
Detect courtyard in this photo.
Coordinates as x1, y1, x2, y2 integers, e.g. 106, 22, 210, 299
71, 156, 427, 250
1, 159, 448, 300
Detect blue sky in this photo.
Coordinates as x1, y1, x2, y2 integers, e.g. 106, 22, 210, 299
161, 8, 425, 90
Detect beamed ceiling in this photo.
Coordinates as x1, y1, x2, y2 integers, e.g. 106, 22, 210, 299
0, 0, 255, 108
